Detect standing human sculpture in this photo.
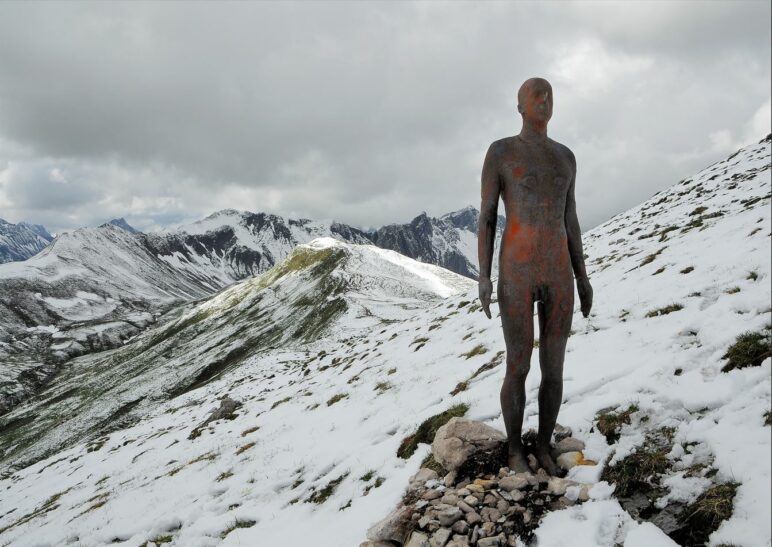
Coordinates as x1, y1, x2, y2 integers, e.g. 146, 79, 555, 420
478, 77, 593, 475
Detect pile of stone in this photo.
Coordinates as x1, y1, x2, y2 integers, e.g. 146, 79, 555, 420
362, 418, 596, 547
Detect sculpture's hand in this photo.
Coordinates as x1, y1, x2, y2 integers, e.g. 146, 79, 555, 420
479, 277, 493, 319
577, 276, 593, 318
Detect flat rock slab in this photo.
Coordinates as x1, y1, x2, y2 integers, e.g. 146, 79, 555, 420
432, 417, 507, 472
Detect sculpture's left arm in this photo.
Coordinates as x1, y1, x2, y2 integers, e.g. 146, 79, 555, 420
564, 149, 593, 317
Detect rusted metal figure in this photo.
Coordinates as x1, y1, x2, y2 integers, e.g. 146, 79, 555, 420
478, 77, 593, 475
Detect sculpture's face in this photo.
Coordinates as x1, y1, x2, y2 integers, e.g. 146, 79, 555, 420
518, 79, 553, 123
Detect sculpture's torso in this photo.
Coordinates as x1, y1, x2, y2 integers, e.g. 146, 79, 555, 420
492, 135, 575, 286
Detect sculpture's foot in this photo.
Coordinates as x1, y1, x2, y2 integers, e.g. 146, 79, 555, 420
507, 446, 530, 473
535, 445, 558, 476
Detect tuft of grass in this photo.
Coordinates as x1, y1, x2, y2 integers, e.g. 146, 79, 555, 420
235, 442, 256, 456
595, 404, 639, 444
640, 246, 666, 267
359, 470, 375, 482
271, 396, 291, 410
680, 266, 694, 274
764, 410, 771, 427
652, 266, 665, 275
139, 535, 173, 547
672, 482, 739, 546
373, 381, 392, 394
397, 403, 469, 459
420, 452, 447, 476
460, 344, 487, 359
216, 471, 234, 482
645, 303, 683, 318
220, 518, 256, 539
240, 425, 260, 437
449, 381, 468, 395
326, 393, 348, 406
720, 329, 772, 372
386, 367, 397, 375
724, 286, 741, 294
307, 473, 349, 504
747, 271, 758, 281
601, 436, 671, 497
689, 206, 708, 216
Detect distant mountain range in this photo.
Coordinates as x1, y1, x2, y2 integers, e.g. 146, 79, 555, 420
0, 218, 54, 263
0, 205, 502, 413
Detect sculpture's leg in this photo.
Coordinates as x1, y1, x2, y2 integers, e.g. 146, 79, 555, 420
535, 282, 574, 475
498, 277, 534, 473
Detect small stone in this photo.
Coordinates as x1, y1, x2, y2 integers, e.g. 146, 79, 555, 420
554, 437, 585, 455
480, 507, 501, 523
496, 500, 509, 513
456, 488, 470, 496
405, 531, 431, 547
412, 512, 422, 521
556, 450, 596, 471
553, 423, 573, 442
418, 515, 433, 529
473, 478, 496, 490
523, 510, 532, 524
360, 542, 394, 547
553, 496, 575, 509
477, 536, 501, 547
447, 539, 469, 547
432, 418, 507, 472
498, 474, 528, 491
422, 489, 442, 500
451, 520, 468, 534
444, 470, 458, 487
481, 521, 496, 535
483, 494, 497, 506
465, 511, 482, 525
441, 493, 459, 505
466, 483, 485, 493
535, 468, 549, 485
470, 525, 480, 544
509, 489, 524, 502
457, 500, 474, 513
457, 479, 471, 489
463, 495, 478, 506
546, 477, 570, 496
429, 527, 452, 547
437, 506, 463, 527
578, 484, 590, 501
426, 520, 441, 533
411, 468, 439, 487
498, 467, 510, 478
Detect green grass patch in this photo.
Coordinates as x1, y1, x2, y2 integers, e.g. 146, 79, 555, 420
307, 473, 349, 504
450, 381, 468, 396
595, 404, 639, 444
645, 303, 683, 318
724, 286, 741, 294
671, 482, 739, 546
327, 393, 348, 406
216, 471, 234, 482
460, 344, 487, 359
720, 329, 772, 372
600, 430, 671, 497
373, 381, 392, 394
652, 266, 665, 275
235, 442, 256, 456
747, 271, 758, 281
640, 246, 666, 267
420, 452, 448, 476
679, 266, 694, 274
386, 367, 397, 375
220, 518, 256, 539
397, 403, 469, 459
271, 396, 291, 410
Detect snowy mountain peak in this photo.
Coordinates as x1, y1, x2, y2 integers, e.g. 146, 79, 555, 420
106, 217, 140, 233
0, 218, 54, 264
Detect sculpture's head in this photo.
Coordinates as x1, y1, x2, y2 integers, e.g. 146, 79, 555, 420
517, 77, 553, 124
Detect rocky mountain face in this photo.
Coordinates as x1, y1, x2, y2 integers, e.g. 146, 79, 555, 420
370, 207, 505, 280
0, 135, 769, 546
0, 218, 54, 263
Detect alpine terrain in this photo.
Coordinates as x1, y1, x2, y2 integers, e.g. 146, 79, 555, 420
0, 134, 769, 547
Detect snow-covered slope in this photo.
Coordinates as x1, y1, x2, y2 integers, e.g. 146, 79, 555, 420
0, 135, 769, 547
0, 218, 53, 263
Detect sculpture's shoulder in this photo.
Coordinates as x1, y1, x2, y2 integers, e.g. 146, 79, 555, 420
548, 137, 576, 166
487, 136, 515, 158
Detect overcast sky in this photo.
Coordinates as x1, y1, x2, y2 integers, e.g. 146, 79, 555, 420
0, 1, 769, 234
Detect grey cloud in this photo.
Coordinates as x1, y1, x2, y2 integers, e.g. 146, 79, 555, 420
0, 1, 768, 234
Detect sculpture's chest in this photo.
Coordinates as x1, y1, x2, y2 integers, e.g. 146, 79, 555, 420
500, 145, 573, 201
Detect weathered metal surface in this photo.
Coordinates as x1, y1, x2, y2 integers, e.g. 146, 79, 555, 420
478, 77, 593, 475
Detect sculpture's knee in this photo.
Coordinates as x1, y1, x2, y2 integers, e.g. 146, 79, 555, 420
504, 354, 530, 383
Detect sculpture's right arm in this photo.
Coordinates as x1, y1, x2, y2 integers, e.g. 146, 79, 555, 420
478, 143, 501, 281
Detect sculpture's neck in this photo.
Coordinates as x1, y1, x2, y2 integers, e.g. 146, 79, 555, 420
518, 119, 548, 142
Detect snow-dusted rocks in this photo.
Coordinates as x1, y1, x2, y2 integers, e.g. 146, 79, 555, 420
432, 417, 507, 473
0, 217, 53, 263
